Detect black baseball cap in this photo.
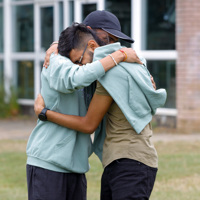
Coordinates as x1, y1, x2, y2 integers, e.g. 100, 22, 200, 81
83, 10, 134, 43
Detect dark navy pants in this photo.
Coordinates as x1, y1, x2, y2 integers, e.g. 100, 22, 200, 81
26, 164, 87, 200
101, 159, 157, 200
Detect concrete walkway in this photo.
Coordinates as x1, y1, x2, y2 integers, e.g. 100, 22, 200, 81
0, 117, 37, 140
0, 118, 200, 142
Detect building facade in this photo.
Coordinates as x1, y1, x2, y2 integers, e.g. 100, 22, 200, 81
176, 0, 200, 132
0, 0, 199, 132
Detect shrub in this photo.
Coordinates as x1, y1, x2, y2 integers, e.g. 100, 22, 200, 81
0, 87, 20, 118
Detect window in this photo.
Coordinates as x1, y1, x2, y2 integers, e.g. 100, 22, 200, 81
82, 3, 97, 20
59, 2, 64, 34
40, 6, 54, 52
13, 61, 34, 99
0, 6, 3, 52
105, 0, 131, 47
12, 5, 34, 52
143, 0, 175, 50
69, 0, 74, 25
137, 0, 177, 112
147, 60, 176, 108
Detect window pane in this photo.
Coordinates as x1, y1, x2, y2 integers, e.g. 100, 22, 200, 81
0, 61, 3, 88
41, 7, 54, 51
148, 60, 176, 108
59, 2, 64, 34
143, 0, 175, 50
0, 7, 3, 52
12, 5, 34, 52
69, 0, 74, 25
13, 61, 34, 99
106, 0, 131, 47
82, 4, 97, 20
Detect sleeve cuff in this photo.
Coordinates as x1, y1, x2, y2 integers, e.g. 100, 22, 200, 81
92, 60, 105, 78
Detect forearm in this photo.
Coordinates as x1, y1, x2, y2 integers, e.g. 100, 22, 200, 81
49, 50, 124, 93
100, 50, 124, 72
35, 93, 112, 134
65, 50, 124, 89
46, 110, 94, 134
48, 58, 105, 93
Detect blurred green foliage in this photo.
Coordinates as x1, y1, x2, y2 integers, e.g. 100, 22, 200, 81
0, 87, 20, 118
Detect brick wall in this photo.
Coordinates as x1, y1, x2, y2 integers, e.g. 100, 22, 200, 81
176, 0, 200, 132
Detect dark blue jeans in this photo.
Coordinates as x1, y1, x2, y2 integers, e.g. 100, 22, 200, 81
26, 165, 87, 200
101, 159, 157, 200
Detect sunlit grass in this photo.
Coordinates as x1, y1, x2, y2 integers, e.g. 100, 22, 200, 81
87, 140, 200, 200
0, 140, 200, 200
0, 140, 27, 200
151, 141, 200, 200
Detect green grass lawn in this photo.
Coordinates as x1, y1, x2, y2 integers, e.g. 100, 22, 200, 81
0, 139, 200, 200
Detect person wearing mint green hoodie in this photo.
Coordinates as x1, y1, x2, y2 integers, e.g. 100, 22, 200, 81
26, 22, 139, 200
34, 23, 167, 200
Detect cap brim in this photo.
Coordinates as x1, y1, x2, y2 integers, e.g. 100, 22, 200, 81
102, 28, 134, 43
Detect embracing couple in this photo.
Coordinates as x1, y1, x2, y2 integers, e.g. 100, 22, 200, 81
26, 10, 166, 200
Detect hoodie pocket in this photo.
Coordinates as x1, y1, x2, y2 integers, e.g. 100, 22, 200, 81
128, 75, 151, 118
54, 133, 74, 151
49, 133, 76, 168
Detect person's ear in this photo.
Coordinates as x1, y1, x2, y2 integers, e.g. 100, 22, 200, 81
87, 26, 92, 30
87, 40, 98, 53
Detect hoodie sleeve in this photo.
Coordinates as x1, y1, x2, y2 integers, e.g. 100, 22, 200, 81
125, 62, 167, 115
43, 54, 105, 93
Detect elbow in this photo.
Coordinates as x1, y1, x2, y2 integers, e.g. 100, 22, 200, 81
82, 122, 97, 134
83, 126, 96, 134
79, 118, 98, 134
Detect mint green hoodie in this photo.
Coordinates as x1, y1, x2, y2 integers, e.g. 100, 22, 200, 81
26, 53, 105, 173
92, 43, 167, 160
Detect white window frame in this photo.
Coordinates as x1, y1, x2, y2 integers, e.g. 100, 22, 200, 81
74, 0, 104, 23
3, 0, 177, 116
4, 0, 12, 101
132, 0, 177, 116
7, 0, 65, 105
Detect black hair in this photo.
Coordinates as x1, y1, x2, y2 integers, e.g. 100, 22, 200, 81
58, 22, 105, 58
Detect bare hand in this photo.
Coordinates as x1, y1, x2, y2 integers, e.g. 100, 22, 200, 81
43, 42, 59, 68
120, 48, 143, 65
150, 75, 156, 90
34, 94, 45, 116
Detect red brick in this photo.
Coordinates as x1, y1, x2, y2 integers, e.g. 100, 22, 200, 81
176, 0, 200, 132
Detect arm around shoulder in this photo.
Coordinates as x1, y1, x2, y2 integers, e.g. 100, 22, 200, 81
47, 56, 105, 93
46, 93, 113, 134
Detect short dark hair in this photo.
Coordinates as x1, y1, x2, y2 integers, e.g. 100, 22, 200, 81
58, 23, 105, 58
